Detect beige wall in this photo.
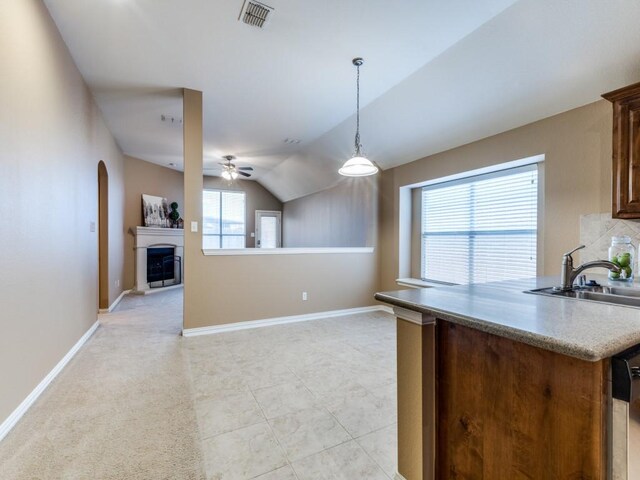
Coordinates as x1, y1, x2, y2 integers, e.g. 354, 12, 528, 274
0, 1, 125, 423
183, 253, 379, 329
203, 176, 282, 248
379, 100, 613, 291
182, 91, 379, 330
283, 177, 379, 247
123, 156, 184, 289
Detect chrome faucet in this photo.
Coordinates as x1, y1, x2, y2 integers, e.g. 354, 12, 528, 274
559, 245, 622, 291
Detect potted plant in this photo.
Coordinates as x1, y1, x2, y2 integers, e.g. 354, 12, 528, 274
169, 202, 181, 228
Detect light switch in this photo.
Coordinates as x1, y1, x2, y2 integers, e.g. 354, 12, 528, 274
190, 221, 198, 233
90, 221, 96, 232
250, 232, 255, 238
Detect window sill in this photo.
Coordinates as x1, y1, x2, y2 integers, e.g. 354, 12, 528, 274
202, 247, 375, 256
396, 278, 451, 289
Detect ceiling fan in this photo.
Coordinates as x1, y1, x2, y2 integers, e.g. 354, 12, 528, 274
206, 155, 253, 180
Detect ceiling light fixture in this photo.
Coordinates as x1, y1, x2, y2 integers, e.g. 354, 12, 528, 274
221, 169, 239, 181
339, 57, 378, 177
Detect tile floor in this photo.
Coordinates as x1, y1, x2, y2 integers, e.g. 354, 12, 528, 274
0, 289, 398, 480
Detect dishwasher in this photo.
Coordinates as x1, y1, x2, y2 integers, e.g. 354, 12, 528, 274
612, 344, 640, 479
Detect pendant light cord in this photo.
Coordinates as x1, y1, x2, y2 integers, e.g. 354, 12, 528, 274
355, 63, 361, 155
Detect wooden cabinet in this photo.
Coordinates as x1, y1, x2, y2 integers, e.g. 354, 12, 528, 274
436, 321, 608, 479
603, 82, 640, 218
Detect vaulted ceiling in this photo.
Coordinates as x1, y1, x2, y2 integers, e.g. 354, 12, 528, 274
44, 0, 640, 202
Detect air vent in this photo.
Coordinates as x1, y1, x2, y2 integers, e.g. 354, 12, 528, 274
239, 0, 273, 28
161, 114, 182, 125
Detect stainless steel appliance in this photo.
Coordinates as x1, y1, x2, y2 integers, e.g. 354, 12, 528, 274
612, 345, 640, 479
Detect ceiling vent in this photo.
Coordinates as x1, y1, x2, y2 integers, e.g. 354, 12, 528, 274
239, 0, 273, 28
161, 114, 182, 125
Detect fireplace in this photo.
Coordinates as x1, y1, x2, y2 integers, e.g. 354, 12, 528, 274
130, 226, 184, 293
147, 247, 179, 287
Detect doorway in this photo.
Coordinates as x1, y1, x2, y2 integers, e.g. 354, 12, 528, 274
98, 161, 109, 310
255, 210, 282, 248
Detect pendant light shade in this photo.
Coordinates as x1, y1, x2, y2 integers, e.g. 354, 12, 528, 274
338, 156, 378, 177
339, 57, 378, 177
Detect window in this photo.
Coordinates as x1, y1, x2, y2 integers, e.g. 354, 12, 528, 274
203, 190, 246, 249
421, 164, 538, 284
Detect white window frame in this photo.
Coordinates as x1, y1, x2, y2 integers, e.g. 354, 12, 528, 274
420, 163, 540, 285
202, 189, 246, 249
397, 156, 544, 285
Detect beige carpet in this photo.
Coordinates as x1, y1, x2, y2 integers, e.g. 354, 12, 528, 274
0, 289, 205, 479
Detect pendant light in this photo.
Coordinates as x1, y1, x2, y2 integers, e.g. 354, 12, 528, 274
339, 57, 378, 177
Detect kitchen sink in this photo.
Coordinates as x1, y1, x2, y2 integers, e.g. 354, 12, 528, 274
526, 285, 640, 308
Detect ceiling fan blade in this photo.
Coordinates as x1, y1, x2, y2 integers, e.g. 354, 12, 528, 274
238, 166, 254, 171
238, 171, 252, 177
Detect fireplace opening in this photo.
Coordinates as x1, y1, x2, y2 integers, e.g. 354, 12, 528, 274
147, 247, 180, 287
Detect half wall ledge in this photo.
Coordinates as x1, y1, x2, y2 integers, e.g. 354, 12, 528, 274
202, 247, 375, 256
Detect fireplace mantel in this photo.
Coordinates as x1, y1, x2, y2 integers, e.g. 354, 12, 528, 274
130, 226, 184, 294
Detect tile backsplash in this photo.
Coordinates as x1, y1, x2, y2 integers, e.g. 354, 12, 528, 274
579, 213, 640, 263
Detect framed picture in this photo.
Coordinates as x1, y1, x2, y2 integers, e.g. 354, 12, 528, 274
142, 194, 170, 228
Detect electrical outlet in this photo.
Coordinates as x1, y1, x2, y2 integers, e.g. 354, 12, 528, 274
302, 292, 308, 301
115, 279, 120, 288
89, 221, 96, 232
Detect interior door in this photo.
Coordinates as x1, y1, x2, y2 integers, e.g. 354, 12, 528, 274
255, 210, 282, 248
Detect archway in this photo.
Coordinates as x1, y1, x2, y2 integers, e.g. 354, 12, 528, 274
98, 161, 109, 310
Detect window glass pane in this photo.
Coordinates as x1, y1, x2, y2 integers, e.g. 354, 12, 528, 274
203, 235, 220, 249
260, 216, 277, 248
421, 164, 538, 284
422, 234, 470, 283
202, 190, 246, 249
203, 191, 221, 235
222, 235, 245, 248
221, 191, 246, 235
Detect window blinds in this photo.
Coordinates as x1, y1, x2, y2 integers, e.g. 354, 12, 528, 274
203, 190, 246, 249
421, 164, 538, 284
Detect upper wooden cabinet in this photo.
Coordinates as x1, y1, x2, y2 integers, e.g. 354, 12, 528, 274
603, 82, 640, 218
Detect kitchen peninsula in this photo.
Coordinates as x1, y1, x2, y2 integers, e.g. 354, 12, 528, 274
376, 276, 640, 480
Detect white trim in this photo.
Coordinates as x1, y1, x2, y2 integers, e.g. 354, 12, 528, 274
394, 307, 436, 326
0, 320, 99, 443
182, 305, 391, 337
401, 154, 544, 190
395, 473, 408, 480
202, 247, 374, 256
255, 210, 282, 248
130, 284, 183, 296
130, 226, 184, 237
98, 289, 131, 313
396, 278, 443, 289
398, 186, 412, 279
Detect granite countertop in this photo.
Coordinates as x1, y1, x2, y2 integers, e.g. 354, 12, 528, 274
375, 276, 640, 362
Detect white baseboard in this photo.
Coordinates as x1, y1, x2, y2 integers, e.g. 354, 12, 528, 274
0, 320, 99, 443
182, 305, 394, 337
378, 305, 394, 315
130, 284, 183, 296
98, 289, 131, 313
